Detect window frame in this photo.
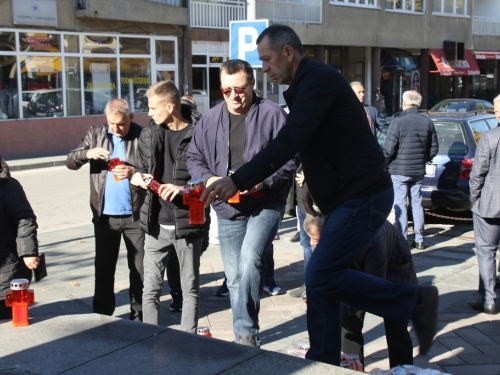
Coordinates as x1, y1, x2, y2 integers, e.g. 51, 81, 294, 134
433, 0, 468, 17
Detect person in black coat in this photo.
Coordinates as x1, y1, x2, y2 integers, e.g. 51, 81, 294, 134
350, 81, 389, 137
0, 157, 40, 319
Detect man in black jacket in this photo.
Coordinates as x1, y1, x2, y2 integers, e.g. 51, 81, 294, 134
66, 99, 145, 321
200, 24, 439, 366
350, 81, 389, 137
383, 90, 438, 250
130, 80, 206, 333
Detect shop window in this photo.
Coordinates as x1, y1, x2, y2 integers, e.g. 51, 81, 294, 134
120, 58, 151, 113
64, 35, 79, 53
19, 32, 61, 53
65, 57, 82, 116
82, 36, 117, 54
21, 55, 63, 118
119, 37, 150, 55
193, 55, 207, 64
433, 0, 467, 15
192, 67, 208, 96
83, 58, 117, 115
0, 32, 17, 119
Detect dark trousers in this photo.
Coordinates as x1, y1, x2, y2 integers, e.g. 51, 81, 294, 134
93, 215, 144, 321
166, 249, 181, 296
342, 308, 413, 368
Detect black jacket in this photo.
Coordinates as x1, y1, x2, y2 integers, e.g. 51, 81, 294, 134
365, 104, 389, 137
0, 158, 38, 295
232, 57, 391, 215
66, 122, 145, 222
383, 107, 439, 176
136, 105, 209, 241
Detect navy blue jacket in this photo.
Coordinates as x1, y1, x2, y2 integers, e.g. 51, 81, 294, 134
187, 95, 296, 220
231, 58, 391, 216
365, 104, 389, 137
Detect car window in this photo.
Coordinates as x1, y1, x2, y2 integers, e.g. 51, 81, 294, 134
432, 121, 468, 155
485, 117, 498, 129
430, 101, 468, 112
469, 119, 491, 145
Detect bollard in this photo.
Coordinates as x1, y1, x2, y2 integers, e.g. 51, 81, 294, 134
5, 278, 35, 327
182, 179, 205, 224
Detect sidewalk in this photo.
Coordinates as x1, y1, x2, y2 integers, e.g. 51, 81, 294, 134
3, 157, 500, 375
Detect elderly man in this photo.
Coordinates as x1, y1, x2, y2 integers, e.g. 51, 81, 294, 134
469, 94, 500, 315
350, 81, 389, 137
130, 80, 208, 332
66, 99, 145, 321
383, 90, 438, 250
200, 25, 439, 366
187, 59, 295, 347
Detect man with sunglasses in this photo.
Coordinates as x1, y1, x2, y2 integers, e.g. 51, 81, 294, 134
187, 59, 296, 347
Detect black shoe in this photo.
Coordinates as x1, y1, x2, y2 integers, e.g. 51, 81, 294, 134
169, 291, 183, 312
469, 299, 498, 315
412, 241, 425, 250
412, 286, 438, 355
290, 232, 300, 243
496, 277, 500, 289
216, 279, 230, 297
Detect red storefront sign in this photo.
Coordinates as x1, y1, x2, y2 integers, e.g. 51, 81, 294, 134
430, 49, 480, 76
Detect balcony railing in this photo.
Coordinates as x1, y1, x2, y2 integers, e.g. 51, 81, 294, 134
473, 16, 500, 36
191, 0, 246, 29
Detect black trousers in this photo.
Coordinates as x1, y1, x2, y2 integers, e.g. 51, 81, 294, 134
342, 308, 413, 368
93, 215, 144, 320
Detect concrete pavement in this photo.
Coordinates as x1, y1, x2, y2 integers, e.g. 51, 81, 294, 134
2, 155, 500, 374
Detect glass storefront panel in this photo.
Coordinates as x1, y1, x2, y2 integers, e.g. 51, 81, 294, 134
82, 36, 117, 54
120, 58, 151, 113
120, 37, 150, 55
156, 40, 175, 64
19, 32, 61, 53
65, 57, 82, 116
0, 32, 17, 119
192, 67, 208, 96
64, 34, 79, 53
83, 57, 117, 115
21, 55, 63, 118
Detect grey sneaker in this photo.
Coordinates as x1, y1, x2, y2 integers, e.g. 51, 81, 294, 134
263, 282, 285, 296
289, 284, 306, 298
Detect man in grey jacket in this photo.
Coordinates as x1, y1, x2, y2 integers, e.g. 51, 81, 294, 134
66, 99, 145, 321
469, 94, 500, 315
383, 90, 438, 250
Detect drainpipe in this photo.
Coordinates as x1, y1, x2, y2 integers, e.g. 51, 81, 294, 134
183, 0, 192, 95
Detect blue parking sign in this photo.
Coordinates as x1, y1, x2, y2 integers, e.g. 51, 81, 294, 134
230, 20, 268, 68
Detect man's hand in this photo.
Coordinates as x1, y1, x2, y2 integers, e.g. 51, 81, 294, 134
112, 164, 135, 180
302, 182, 321, 216
240, 183, 263, 195
206, 176, 222, 187
158, 184, 184, 201
86, 147, 110, 160
200, 176, 238, 207
23, 256, 40, 270
131, 172, 149, 189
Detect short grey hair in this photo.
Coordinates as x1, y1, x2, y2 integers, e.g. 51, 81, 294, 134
105, 98, 131, 117
350, 81, 363, 88
303, 214, 324, 237
493, 94, 500, 105
402, 90, 422, 107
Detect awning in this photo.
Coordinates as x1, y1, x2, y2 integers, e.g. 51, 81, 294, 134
429, 49, 480, 76
474, 51, 500, 60
381, 49, 418, 71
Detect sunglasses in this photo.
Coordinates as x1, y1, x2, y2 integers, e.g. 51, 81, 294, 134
220, 84, 250, 96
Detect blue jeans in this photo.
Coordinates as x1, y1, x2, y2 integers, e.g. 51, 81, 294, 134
218, 203, 282, 346
391, 175, 425, 242
142, 225, 202, 333
305, 187, 419, 365
297, 206, 312, 283
264, 206, 285, 286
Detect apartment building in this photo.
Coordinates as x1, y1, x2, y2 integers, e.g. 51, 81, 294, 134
0, 0, 498, 157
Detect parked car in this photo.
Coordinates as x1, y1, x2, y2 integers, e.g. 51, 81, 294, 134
27, 90, 62, 117
379, 111, 498, 211
429, 98, 494, 113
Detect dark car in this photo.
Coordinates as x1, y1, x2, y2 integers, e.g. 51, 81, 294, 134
429, 99, 494, 113
379, 111, 498, 211
27, 90, 62, 117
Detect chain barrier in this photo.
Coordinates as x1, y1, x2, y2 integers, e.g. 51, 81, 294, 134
425, 210, 473, 222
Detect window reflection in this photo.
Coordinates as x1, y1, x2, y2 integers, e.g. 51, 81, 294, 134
83, 58, 117, 115
155, 40, 175, 64
66, 57, 82, 116
19, 32, 61, 53
0, 32, 17, 119
120, 38, 150, 55
82, 36, 117, 54
120, 58, 151, 113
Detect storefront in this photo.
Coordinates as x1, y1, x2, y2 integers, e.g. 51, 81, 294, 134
473, 51, 500, 102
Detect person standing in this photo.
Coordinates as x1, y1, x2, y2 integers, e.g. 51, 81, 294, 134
130, 80, 208, 332
468, 94, 500, 315
187, 59, 296, 346
383, 90, 438, 250
0, 157, 41, 319
350, 81, 389, 137
66, 99, 145, 321
200, 25, 439, 366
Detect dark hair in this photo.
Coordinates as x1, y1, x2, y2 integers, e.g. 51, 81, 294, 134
220, 59, 254, 84
256, 24, 305, 56
146, 79, 181, 106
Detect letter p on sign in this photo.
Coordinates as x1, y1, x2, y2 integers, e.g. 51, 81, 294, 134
230, 20, 269, 68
